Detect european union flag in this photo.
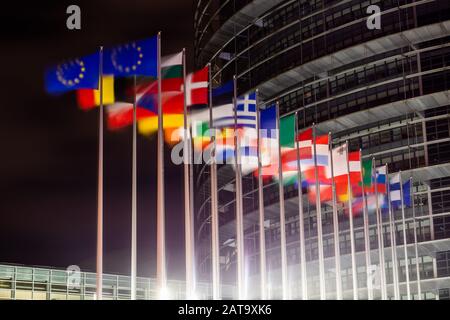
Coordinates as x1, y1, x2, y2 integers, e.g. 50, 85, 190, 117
212, 80, 233, 98
104, 37, 158, 77
260, 103, 277, 139
45, 53, 100, 94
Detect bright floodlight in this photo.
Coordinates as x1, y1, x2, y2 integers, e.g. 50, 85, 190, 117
158, 287, 170, 300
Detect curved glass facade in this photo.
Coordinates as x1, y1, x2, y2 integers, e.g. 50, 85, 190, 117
194, 0, 450, 299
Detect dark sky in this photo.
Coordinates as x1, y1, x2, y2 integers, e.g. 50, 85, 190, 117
0, 0, 194, 279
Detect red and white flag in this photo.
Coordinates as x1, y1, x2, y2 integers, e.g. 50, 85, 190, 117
186, 66, 208, 108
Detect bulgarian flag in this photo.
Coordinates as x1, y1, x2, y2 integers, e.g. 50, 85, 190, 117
137, 52, 184, 136
138, 59, 210, 137
138, 52, 184, 116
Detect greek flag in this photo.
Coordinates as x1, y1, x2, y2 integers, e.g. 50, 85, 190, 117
213, 92, 257, 129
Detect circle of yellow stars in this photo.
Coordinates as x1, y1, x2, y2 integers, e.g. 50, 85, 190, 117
56, 59, 86, 87
111, 42, 143, 73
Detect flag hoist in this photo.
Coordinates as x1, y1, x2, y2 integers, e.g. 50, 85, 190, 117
328, 136, 343, 300
182, 48, 195, 299
411, 177, 422, 299
360, 152, 373, 300
276, 103, 289, 300
312, 124, 326, 299
131, 73, 137, 300
295, 113, 308, 300
209, 64, 221, 300
233, 75, 245, 300
374, 162, 387, 299
387, 165, 400, 300
96, 46, 104, 300
156, 32, 167, 298
255, 91, 267, 299
294, 112, 308, 300
345, 142, 359, 300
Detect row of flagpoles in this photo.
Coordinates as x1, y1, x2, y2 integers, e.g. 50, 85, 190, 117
45, 32, 422, 300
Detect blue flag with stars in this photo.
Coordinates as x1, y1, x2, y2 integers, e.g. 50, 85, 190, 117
45, 53, 100, 94
103, 37, 158, 77
260, 103, 277, 139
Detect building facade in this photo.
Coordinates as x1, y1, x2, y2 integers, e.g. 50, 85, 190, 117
194, 0, 450, 299
0, 264, 235, 300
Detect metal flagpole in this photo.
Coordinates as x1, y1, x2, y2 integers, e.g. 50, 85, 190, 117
189, 107, 196, 296
386, 165, 400, 299
96, 46, 104, 300
189, 125, 196, 296
131, 74, 137, 300
411, 177, 422, 299
373, 161, 387, 300
156, 32, 167, 297
295, 112, 308, 300
328, 135, 342, 300
345, 142, 358, 300
255, 90, 267, 299
233, 75, 245, 299
182, 49, 195, 299
360, 150, 373, 300
313, 124, 326, 300
209, 64, 220, 300
399, 171, 411, 300
276, 102, 288, 300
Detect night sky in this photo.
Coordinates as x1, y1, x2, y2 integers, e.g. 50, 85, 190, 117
0, 1, 193, 279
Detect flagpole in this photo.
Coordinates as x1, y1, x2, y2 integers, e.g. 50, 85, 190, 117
312, 124, 326, 300
345, 142, 358, 300
295, 113, 308, 300
131, 74, 137, 301
188, 110, 196, 296
373, 161, 387, 300
276, 102, 288, 300
411, 177, 422, 299
360, 150, 373, 300
386, 165, 400, 299
233, 75, 245, 299
328, 135, 342, 300
182, 49, 195, 299
399, 170, 411, 299
156, 31, 167, 298
209, 63, 221, 300
96, 46, 104, 301
256, 90, 267, 299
